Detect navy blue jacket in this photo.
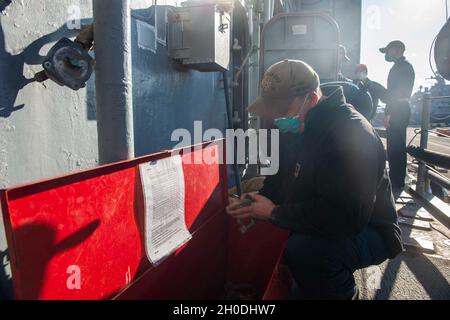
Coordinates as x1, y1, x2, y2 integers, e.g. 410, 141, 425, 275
384, 56, 415, 115
262, 86, 403, 258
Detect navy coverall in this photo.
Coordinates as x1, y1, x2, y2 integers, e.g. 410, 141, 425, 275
383, 57, 415, 189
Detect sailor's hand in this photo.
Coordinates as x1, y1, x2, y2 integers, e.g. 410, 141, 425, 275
227, 195, 240, 207
226, 193, 275, 221
226, 193, 254, 217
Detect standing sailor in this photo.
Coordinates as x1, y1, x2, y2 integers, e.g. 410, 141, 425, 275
379, 40, 415, 192
353, 64, 387, 121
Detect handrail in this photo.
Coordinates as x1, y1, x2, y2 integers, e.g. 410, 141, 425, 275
407, 146, 450, 170
430, 95, 450, 100
410, 92, 450, 194
416, 93, 432, 194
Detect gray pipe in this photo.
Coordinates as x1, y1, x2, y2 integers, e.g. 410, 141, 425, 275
427, 170, 450, 191
263, 0, 273, 23
93, 0, 134, 164
248, 1, 260, 106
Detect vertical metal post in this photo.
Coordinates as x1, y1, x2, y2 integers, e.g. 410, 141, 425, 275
248, 1, 261, 122
417, 92, 431, 194
263, 0, 273, 23
93, 0, 134, 164
223, 71, 243, 196
247, 1, 262, 176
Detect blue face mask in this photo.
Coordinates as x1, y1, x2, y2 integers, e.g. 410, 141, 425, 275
274, 116, 301, 133
385, 53, 395, 62
274, 95, 309, 133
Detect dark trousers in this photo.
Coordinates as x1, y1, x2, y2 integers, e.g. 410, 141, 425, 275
284, 227, 388, 300
386, 102, 411, 189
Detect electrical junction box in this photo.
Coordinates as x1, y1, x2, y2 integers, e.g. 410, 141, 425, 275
168, 1, 232, 72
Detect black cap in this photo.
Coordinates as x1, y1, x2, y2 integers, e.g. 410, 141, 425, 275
379, 40, 406, 53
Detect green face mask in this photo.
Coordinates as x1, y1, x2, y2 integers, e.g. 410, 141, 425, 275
274, 95, 310, 133
274, 116, 301, 133
385, 53, 395, 62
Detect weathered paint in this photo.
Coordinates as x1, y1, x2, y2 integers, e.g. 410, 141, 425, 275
0, 0, 228, 185
94, 0, 135, 164
283, 0, 362, 77
0, 0, 362, 299
0, 0, 98, 188
0, 0, 229, 298
131, 6, 227, 157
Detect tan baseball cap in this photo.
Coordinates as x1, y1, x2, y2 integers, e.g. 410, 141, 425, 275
247, 59, 320, 119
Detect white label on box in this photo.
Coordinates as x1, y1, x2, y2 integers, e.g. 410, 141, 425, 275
292, 24, 307, 35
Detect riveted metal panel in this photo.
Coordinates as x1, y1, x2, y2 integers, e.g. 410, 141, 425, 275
261, 12, 340, 82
